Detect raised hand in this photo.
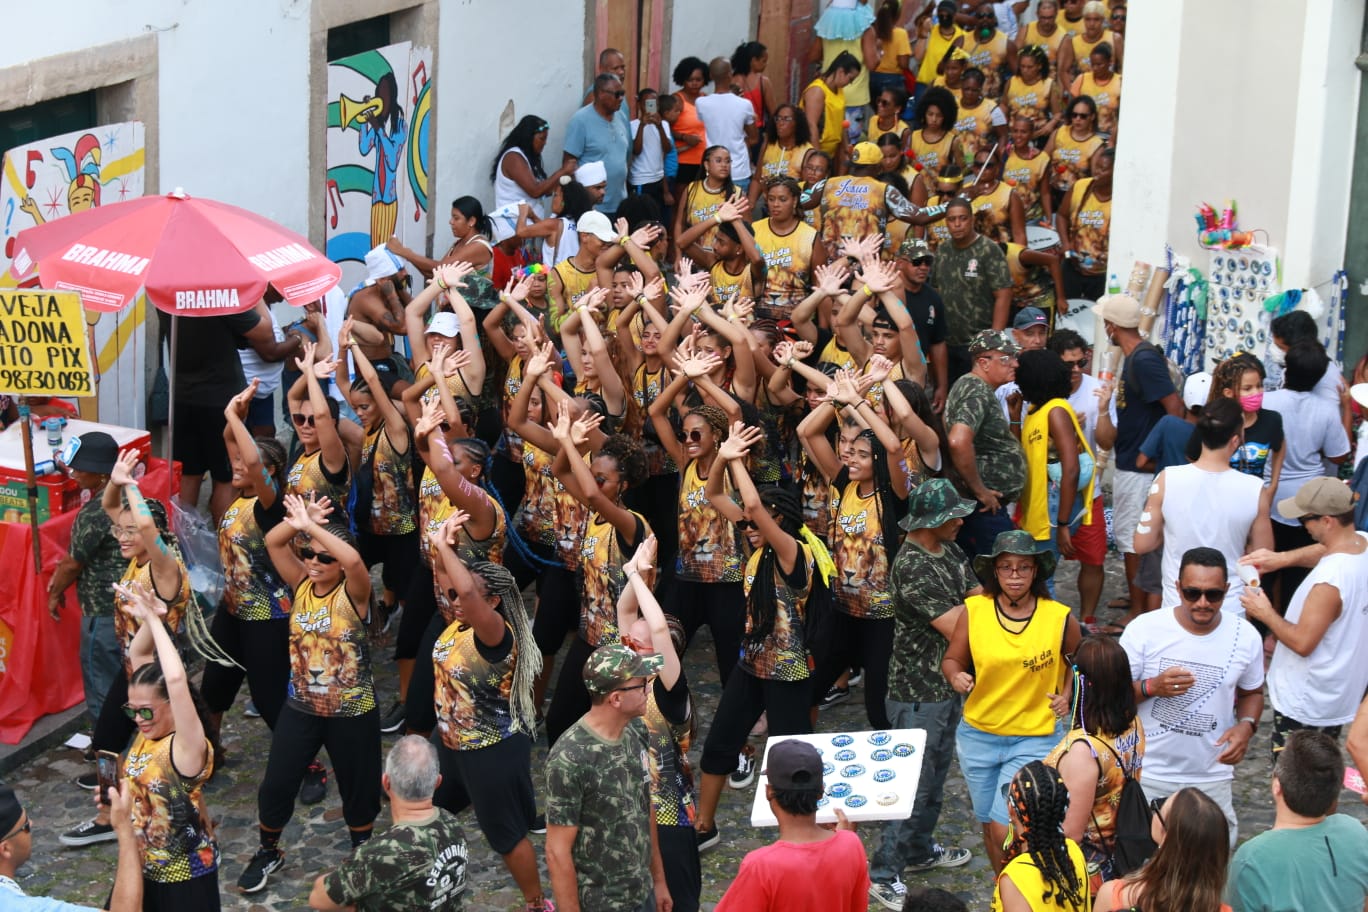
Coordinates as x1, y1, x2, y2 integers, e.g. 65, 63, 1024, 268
526, 340, 556, 379
438, 508, 472, 547
773, 340, 795, 366
642, 275, 665, 302
302, 492, 333, 525
718, 421, 765, 461
109, 449, 140, 487
444, 349, 472, 376
669, 283, 709, 316
791, 339, 815, 361
435, 261, 474, 290
865, 354, 895, 383
627, 534, 658, 577
570, 410, 603, 447
281, 493, 316, 531
626, 270, 646, 300
312, 354, 339, 380
226, 379, 259, 420
731, 296, 755, 325
114, 579, 168, 623
551, 400, 575, 441
814, 261, 851, 296
298, 339, 318, 371
630, 223, 664, 249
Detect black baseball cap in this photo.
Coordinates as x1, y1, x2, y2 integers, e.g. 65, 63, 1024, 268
763, 740, 824, 791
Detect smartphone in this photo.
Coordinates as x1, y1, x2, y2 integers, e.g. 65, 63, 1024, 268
97, 750, 120, 805
644, 97, 658, 116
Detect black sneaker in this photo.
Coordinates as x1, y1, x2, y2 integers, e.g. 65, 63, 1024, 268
237, 846, 284, 893
728, 746, 756, 790
59, 819, 115, 847
379, 701, 406, 734
819, 684, 850, 709
299, 761, 328, 805
75, 772, 98, 791
530, 812, 547, 835
696, 825, 720, 853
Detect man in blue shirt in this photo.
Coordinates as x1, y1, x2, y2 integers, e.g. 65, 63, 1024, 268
564, 74, 632, 214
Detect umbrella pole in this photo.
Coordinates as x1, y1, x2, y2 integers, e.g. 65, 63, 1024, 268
17, 397, 43, 575
166, 314, 178, 503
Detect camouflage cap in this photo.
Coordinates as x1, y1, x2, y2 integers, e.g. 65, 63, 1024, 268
899, 478, 977, 531
968, 328, 1021, 357
582, 643, 664, 696
897, 236, 934, 261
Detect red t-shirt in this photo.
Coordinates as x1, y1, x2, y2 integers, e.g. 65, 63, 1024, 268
715, 830, 870, 912
492, 246, 529, 290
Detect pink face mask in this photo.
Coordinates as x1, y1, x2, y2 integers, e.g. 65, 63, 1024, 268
1239, 392, 1263, 413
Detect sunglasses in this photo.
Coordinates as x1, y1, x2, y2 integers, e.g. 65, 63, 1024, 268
1297, 514, 1323, 527
683, 428, 707, 443
291, 413, 316, 427
1062, 356, 1091, 371
299, 547, 338, 565
1150, 796, 1166, 826
608, 90, 625, 99
1180, 586, 1226, 604
876, 98, 895, 107
1, 818, 30, 841
735, 520, 757, 531
122, 702, 161, 722
1071, 111, 1092, 119
910, 257, 934, 267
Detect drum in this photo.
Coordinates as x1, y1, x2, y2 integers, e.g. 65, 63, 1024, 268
1026, 224, 1061, 252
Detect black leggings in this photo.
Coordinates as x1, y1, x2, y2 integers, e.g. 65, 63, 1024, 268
544, 635, 597, 748
666, 579, 745, 686
531, 564, 581, 657
700, 668, 812, 775
111, 873, 221, 912
258, 704, 381, 831
91, 673, 133, 755
404, 611, 447, 733
657, 822, 702, 912
394, 564, 438, 661
434, 734, 537, 855
809, 613, 894, 729
357, 530, 420, 604
201, 612, 291, 729
624, 472, 680, 581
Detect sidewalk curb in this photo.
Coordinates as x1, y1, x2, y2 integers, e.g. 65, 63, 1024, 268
0, 708, 86, 778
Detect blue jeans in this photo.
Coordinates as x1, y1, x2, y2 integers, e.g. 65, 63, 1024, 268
955, 719, 1062, 824
80, 615, 121, 723
870, 697, 962, 882
955, 504, 1016, 561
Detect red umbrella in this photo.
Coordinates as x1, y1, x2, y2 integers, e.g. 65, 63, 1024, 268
11, 188, 340, 315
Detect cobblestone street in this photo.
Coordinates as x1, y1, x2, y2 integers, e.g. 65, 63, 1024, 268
8, 552, 1368, 911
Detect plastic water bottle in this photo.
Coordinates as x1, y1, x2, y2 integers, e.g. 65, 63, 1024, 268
1107, 273, 1121, 297
45, 417, 62, 448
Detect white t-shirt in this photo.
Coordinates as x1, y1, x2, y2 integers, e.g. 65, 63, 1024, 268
695, 91, 756, 181
1157, 464, 1263, 615
1267, 547, 1368, 726
239, 311, 285, 396
1068, 372, 1117, 455
1263, 388, 1351, 524
628, 119, 673, 185
1120, 607, 1264, 783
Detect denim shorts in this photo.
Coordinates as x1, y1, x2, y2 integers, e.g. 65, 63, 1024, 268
955, 718, 1062, 824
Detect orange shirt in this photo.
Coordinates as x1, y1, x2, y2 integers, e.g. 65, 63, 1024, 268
674, 94, 706, 166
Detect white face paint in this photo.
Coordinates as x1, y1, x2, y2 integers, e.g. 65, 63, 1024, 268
1140, 511, 1152, 522
1136, 523, 1151, 534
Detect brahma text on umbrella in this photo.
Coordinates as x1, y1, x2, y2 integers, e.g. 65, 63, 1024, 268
0, 291, 95, 397
59, 244, 150, 275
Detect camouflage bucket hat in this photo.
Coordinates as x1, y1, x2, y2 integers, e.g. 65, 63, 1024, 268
899, 478, 977, 531
971, 529, 1056, 584
582, 644, 664, 696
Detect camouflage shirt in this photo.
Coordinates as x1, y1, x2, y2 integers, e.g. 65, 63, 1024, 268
888, 538, 979, 703
67, 495, 124, 617
323, 809, 467, 911
945, 373, 1027, 502
546, 718, 653, 911
929, 233, 1013, 348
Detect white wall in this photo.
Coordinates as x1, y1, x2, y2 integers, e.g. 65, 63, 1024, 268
669, 0, 756, 73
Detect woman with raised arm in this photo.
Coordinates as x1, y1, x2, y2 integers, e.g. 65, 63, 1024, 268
240, 494, 380, 894
695, 423, 832, 850
112, 580, 221, 908
658, 281, 757, 407
401, 261, 487, 410
283, 340, 350, 511
557, 286, 629, 425
428, 511, 552, 912
796, 367, 910, 728
673, 146, 737, 262
544, 404, 652, 745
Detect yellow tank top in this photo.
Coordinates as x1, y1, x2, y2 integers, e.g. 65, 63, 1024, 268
741, 544, 814, 681
868, 118, 909, 145
862, 357, 905, 410
676, 459, 743, 582
1070, 30, 1119, 76
884, 218, 910, 261
433, 620, 519, 751
581, 509, 650, 644
123, 732, 216, 883
1075, 72, 1122, 135
821, 175, 889, 253
115, 557, 190, 678
924, 194, 953, 252
961, 592, 1070, 736
970, 181, 1015, 245
219, 496, 292, 622
1021, 22, 1066, 74
1069, 178, 1111, 272
953, 99, 999, 164
1004, 149, 1049, 221
830, 478, 894, 619
965, 31, 1010, 97
1006, 241, 1049, 312
430, 491, 508, 626
918, 25, 965, 85
286, 449, 350, 508
758, 142, 813, 183
803, 77, 846, 155
910, 130, 956, 179
710, 260, 756, 305
752, 218, 816, 322
415, 360, 473, 408
1049, 126, 1103, 193
361, 423, 417, 535
821, 38, 870, 106
819, 335, 856, 372
288, 578, 376, 717
1003, 76, 1054, 135
551, 258, 599, 317
931, 76, 965, 109
990, 840, 1088, 912
683, 180, 730, 252
874, 26, 911, 74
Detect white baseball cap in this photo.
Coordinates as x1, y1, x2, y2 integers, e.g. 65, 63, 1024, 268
426, 312, 460, 338
1183, 371, 1212, 410
363, 245, 404, 285
577, 210, 617, 243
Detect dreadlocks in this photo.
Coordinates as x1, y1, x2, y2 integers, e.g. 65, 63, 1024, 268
465, 560, 542, 736
1005, 761, 1087, 912
743, 487, 805, 644
857, 429, 907, 564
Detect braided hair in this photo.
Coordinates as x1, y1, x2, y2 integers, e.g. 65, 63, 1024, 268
1004, 761, 1087, 912
464, 560, 542, 736
685, 405, 729, 460
856, 429, 907, 565
1208, 351, 1265, 405
744, 486, 805, 644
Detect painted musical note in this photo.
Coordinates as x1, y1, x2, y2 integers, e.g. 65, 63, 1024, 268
25, 151, 43, 189
411, 61, 427, 104
326, 179, 343, 229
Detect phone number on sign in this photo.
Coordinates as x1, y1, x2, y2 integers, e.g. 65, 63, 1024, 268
0, 368, 92, 394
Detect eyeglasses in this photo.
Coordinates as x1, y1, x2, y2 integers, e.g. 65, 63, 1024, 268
113, 526, 141, 540
291, 413, 316, 427
298, 547, 338, 565
614, 679, 650, 696
985, 354, 1017, 365
1150, 796, 1166, 827
995, 564, 1036, 577
122, 702, 163, 721
1180, 586, 1226, 604
775, 114, 796, 122
1, 818, 30, 842
1070, 111, 1092, 119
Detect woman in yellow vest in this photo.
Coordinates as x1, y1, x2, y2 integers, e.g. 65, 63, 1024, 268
802, 52, 862, 164
1070, 43, 1122, 140
1016, 0, 1066, 78
953, 69, 1008, 167
914, 0, 966, 90
942, 529, 1083, 873
748, 103, 815, 210
870, 0, 913, 102
1004, 116, 1053, 224
1044, 95, 1104, 205
968, 147, 1025, 246
909, 86, 963, 181
1004, 44, 1062, 142
284, 341, 351, 508
814, 0, 877, 137
963, 7, 1016, 99
1016, 349, 1095, 562
1058, 0, 1124, 81
991, 762, 1090, 912
673, 145, 736, 260
1056, 147, 1112, 300
753, 177, 825, 323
